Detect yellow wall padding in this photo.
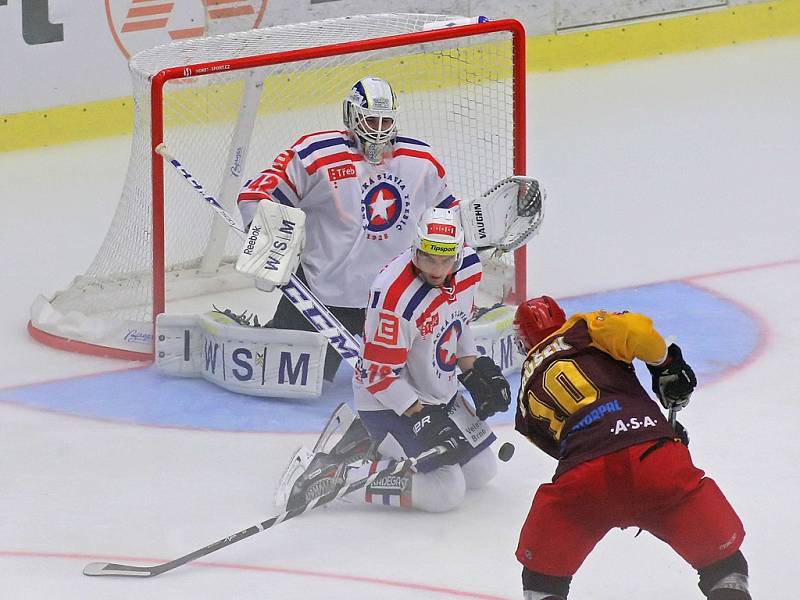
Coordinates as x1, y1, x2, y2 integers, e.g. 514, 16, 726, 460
2, 0, 799, 152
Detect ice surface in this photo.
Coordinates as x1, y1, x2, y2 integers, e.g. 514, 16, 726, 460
1, 37, 798, 599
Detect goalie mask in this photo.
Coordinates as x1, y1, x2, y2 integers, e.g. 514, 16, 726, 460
412, 208, 465, 284
513, 296, 566, 353
343, 77, 398, 164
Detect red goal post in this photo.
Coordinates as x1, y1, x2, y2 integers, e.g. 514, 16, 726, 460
29, 14, 527, 360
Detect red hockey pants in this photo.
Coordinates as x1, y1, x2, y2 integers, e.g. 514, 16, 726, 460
516, 439, 745, 576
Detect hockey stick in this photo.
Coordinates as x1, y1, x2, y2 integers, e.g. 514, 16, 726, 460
155, 143, 360, 368
83, 445, 446, 578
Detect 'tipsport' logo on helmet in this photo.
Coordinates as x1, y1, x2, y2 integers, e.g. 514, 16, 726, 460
419, 239, 458, 256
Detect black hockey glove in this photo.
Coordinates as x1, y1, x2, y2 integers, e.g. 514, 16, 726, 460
458, 356, 512, 420
646, 344, 697, 410
405, 404, 465, 465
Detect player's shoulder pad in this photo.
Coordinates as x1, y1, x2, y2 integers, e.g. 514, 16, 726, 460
368, 250, 429, 318
585, 310, 655, 332
584, 310, 665, 363
370, 250, 415, 295
394, 136, 431, 149
457, 247, 481, 273
292, 130, 355, 164
453, 248, 482, 292
391, 137, 446, 178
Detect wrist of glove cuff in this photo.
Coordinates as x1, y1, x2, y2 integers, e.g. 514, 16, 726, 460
405, 404, 464, 462
458, 356, 512, 420
646, 344, 697, 410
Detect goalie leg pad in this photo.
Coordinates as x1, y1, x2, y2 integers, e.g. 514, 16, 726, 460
155, 312, 327, 399
270, 282, 366, 380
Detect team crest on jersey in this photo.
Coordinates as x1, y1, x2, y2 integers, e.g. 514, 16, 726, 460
433, 320, 463, 374
361, 174, 411, 240
419, 313, 439, 338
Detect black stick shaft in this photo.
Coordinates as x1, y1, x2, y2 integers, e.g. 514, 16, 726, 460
83, 446, 445, 577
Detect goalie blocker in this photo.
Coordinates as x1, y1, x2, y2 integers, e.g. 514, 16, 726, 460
235, 200, 306, 291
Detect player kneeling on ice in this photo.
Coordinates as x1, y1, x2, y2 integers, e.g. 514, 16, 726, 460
512, 296, 751, 600
276, 208, 512, 513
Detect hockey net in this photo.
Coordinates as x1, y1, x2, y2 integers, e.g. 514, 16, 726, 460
29, 13, 527, 359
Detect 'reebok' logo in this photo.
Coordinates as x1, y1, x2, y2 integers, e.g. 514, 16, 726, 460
105, 0, 268, 59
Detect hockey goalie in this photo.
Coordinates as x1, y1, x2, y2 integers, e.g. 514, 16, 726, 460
155, 76, 544, 400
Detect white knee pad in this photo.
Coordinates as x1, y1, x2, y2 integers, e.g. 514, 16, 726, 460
411, 464, 466, 513
461, 447, 497, 490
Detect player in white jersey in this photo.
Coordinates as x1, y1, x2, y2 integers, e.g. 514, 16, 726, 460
276, 208, 512, 512
237, 76, 458, 380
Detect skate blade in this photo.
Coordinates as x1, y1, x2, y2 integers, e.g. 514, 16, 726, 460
273, 446, 314, 509
312, 403, 356, 455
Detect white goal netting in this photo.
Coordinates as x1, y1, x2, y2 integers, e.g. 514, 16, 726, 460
30, 13, 524, 358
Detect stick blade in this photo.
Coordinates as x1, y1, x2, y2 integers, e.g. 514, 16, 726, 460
83, 561, 156, 577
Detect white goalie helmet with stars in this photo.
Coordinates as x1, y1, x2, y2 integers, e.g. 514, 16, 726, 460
343, 76, 398, 164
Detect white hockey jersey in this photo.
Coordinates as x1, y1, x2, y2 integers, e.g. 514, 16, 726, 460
237, 130, 458, 308
353, 247, 482, 415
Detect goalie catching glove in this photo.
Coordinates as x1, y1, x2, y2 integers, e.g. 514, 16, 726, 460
235, 200, 305, 291
460, 176, 544, 252
646, 343, 697, 410
458, 356, 512, 420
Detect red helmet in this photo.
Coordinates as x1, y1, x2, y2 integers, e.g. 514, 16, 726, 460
513, 296, 567, 352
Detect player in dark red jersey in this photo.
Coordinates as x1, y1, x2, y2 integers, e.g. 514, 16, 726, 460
512, 296, 750, 600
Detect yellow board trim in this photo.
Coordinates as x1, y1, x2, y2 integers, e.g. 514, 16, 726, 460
526, 0, 800, 71
3, 0, 799, 153
2, 98, 134, 152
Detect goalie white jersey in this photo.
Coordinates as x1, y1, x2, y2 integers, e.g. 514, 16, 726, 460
238, 130, 457, 308
353, 247, 482, 415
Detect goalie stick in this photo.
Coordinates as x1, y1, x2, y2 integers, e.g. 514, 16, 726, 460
82, 445, 446, 578
156, 143, 360, 368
